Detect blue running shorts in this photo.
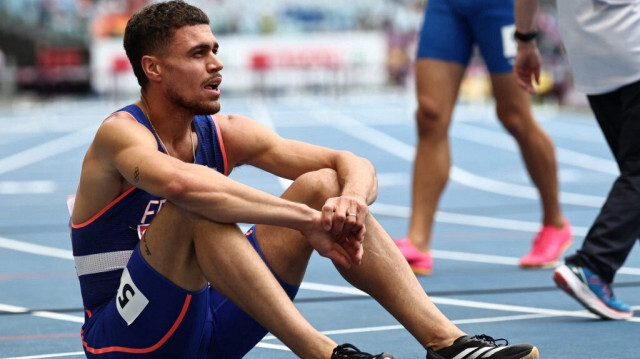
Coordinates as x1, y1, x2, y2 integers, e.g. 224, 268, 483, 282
416, 0, 517, 74
81, 226, 299, 359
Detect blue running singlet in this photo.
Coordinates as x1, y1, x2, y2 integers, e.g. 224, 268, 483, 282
71, 105, 299, 358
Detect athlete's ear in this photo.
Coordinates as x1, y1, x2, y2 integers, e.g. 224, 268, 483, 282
141, 55, 162, 83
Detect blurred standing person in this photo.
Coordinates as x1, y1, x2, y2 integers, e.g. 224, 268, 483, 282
396, 0, 572, 275
514, 0, 638, 320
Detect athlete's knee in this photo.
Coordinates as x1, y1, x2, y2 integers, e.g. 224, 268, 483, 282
496, 106, 530, 138
416, 96, 448, 137
152, 200, 220, 237
155, 200, 196, 224
291, 168, 341, 209
495, 97, 538, 137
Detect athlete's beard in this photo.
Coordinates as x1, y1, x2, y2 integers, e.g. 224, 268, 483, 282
167, 87, 221, 116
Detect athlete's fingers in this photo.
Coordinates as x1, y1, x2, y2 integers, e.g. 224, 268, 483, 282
328, 242, 352, 269
321, 202, 335, 231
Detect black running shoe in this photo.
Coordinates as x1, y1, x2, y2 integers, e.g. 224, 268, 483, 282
426, 335, 539, 359
331, 343, 394, 359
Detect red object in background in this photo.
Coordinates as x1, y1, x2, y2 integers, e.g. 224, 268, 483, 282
37, 47, 83, 68
250, 49, 343, 70
17, 46, 91, 93
111, 56, 131, 74
250, 52, 271, 71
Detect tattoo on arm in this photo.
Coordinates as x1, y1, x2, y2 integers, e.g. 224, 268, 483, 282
134, 167, 140, 183
142, 234, 151, 255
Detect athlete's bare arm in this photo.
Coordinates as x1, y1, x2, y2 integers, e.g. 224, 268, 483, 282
72, 110, 376, 267
216, 113, 378, 236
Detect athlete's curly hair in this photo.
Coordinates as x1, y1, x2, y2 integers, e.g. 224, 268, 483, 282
124, 0, 210, 87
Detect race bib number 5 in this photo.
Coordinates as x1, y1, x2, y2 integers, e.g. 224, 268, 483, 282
116, 268, 149, 326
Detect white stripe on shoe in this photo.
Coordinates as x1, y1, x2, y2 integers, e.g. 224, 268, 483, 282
452, 348, 476, 359
452, 345, 508, 359
466, 347, 492, 359
481, 347, 508, 357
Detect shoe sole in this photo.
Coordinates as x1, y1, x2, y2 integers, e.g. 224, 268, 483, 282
553, 266, 632, 320
520, 260, 560, 269
410, 265, 432, 276
525, 347, 540, 359
519, 238, 573, 269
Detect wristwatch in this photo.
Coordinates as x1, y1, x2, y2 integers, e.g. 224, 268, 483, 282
514, 30, 538, 42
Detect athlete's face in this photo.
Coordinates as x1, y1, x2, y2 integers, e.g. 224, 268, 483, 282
160, 24, 223, 115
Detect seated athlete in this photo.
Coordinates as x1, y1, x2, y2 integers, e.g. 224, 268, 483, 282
69, 1, 540, 358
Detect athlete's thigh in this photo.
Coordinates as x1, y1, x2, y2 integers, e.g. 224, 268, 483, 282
207, 227, 299, 359
416, 0, 474, 66
139, 201, 207, 292
82, 245, 211, 358
470, 0, 516, 74
490, 72, 533, 118
415, 59, 467, 126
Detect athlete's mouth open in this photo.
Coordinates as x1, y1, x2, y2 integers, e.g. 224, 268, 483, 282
205, 76, 221, 91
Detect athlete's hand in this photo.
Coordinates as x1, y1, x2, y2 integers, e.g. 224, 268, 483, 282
300, 196, 369, 268
302, 212, 362, 269
320, 196, 368, 241
513, 42, 542, 94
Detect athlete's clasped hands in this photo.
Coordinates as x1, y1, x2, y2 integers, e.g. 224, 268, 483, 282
303, 195, 369, 270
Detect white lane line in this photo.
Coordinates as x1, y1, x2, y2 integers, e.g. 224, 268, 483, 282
261, 313, 559, 343
450, 167, 604, 208
0, 125, 97, 176
0, 237, 73, 260
309, 109, 607, 208
6, 202, 640, 275
300, 282, 640, 322
29, 311, 84, 324
0, 181, 56, 194
0, 303, 83, 324
369, 202, 591, 237
8, 230, 640, 276
375, 172, 410, 187
453, 123, 618, 175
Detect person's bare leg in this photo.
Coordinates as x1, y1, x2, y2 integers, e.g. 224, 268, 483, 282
257, 168, 466, 351
490, 73, 564, 228
408, 59, 466, 252
254, 170, 333, 286
340, 214, 465, 350
141, 203, 336, 359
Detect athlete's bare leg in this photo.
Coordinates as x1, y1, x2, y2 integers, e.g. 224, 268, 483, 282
142, 167, 464, 357
257, 168, 465, 351
141, 200, 335, 358
490, 73, 564, 228
407, 59, 467, 252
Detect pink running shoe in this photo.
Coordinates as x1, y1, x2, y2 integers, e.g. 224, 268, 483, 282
520, 219, 572, 268
395, 238, 433, 275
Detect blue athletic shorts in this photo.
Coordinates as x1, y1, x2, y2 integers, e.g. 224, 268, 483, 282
81, 226, 299, 359
416, 0, 517, 74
